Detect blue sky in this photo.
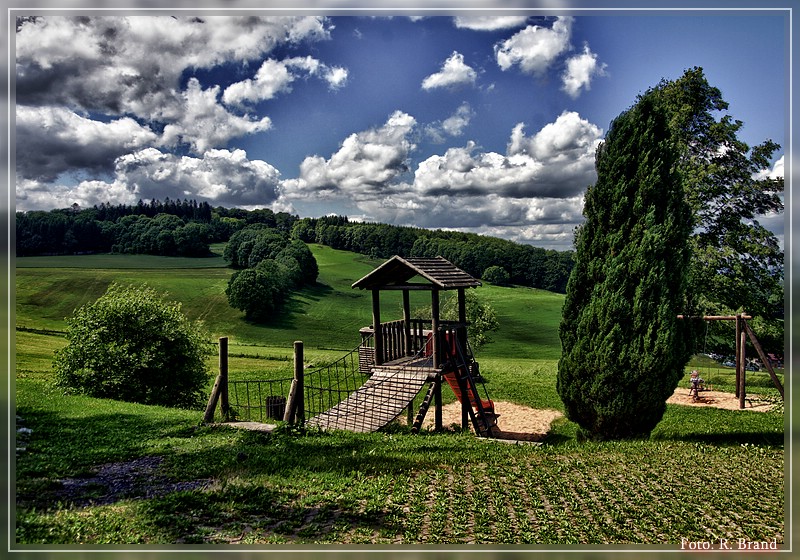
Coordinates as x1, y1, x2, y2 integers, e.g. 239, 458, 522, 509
13, 7, 788, 250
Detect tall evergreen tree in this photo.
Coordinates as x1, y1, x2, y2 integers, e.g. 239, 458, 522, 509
557, 89, 693, 440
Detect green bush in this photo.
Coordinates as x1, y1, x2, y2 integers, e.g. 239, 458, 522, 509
53, 283, 213, 408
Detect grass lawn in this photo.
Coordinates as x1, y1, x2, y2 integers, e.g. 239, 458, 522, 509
13, 245, 786, 547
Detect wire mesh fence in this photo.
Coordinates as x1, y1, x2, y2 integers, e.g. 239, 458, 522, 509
228, 377, 293, 423
302, 341, 372, 419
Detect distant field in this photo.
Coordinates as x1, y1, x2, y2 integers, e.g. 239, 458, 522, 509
16, 252, 228, 269
14, 244, 565, 359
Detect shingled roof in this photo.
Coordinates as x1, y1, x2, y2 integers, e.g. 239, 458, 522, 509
352, 255, 481, 290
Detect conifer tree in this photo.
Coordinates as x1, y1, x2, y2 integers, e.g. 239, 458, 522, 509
557, 90, 693, 440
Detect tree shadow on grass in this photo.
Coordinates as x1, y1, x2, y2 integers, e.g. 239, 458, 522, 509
651, 430, 785, 447
14, 407, 431, 544
239, 282, 335, 332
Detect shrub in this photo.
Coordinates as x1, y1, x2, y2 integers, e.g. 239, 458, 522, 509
53, 283, 213, 409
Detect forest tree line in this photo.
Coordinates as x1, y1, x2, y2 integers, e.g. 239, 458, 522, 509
15, 202, 576, 293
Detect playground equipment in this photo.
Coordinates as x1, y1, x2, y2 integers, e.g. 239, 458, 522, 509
205, 256, 499, 437
678, 314, 784, 408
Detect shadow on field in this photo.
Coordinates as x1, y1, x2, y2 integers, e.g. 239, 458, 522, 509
242, 283, 335, 331
652, 430, 784, 447
15, 407, 425, 543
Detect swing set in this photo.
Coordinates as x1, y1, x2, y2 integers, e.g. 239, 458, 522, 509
678, 313, 784, 409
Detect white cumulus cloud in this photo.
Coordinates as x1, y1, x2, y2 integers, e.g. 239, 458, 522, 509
421, 51, 477, 90
15, 105, 158, 182
283, 111, 417, 198
562, 45, 607, 98
495, 16, 573, 76
223, 56, 348, 107
424, 102, 475, 143
161, 78, 273, 154
453, 16, 530, 31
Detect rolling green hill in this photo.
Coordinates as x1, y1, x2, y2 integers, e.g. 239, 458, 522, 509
15, 244, 564, 358
15, 244, 565, 408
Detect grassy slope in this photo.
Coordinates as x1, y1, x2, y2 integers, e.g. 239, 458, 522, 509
14, 245, 786, 545
15, 244, 567, 396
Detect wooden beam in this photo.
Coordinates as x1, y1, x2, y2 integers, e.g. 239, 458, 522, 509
735, 315, 742, 398
742, 319, 784, 399
738, 327, 746, 409
431, 289, 440, 369
402, 290, 412, 356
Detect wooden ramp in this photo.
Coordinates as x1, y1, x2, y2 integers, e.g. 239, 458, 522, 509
306, 367, 431, 433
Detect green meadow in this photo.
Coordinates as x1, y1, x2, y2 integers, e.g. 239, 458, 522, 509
13, 244, 785, 546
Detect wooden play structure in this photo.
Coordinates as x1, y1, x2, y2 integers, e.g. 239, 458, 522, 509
204, 255, 499, 437
308, 255, 498, 436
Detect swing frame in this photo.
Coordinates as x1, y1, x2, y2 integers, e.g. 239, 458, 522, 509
677, 314, 784, 409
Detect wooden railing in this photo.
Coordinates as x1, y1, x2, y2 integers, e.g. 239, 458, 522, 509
359, 319, 467, 365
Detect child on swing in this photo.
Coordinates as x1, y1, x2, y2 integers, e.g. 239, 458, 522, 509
689, 370, 704, 401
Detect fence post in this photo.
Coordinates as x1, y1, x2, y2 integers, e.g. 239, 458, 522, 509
294, 340, 305, 423
284, 341, 305, 424
202, 336, 228, 423
219, 337, 229, 420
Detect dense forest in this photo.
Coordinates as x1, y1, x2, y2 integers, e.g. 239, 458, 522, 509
15, 201, 576, 293
294, 216, 574, 293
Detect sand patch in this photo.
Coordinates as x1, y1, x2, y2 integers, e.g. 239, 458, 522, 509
415, 400, 563, 442
667, 387, 777, 412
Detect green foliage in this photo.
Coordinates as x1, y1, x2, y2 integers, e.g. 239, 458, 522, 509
414, 290, 499, 351
557, 89, 693, 440
53, 283, 213, 408
290, 216, 574, 294
225, 260, 293, 321
482, 265, 510, 286
649, 68, 783, 320
223, 225, 319, 322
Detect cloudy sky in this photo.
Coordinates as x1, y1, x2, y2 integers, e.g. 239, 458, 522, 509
13, 8, 788, 250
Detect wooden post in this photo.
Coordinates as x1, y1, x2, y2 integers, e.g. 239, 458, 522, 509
739, 328, 746, 409
432, 288, 442, 431
203, 337, 228, 423
294, 340, 305, 423
203, 376, 223, 423
219, 336, 229, 420
402, 289, 412, 356
283, 379, 298, 424
457, 288, 469, 430
742, 319, 784, 399
434, 374, 443, 432
735, 315, 741, 398
431, 289, 440, 368
372, 289, 383, 366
